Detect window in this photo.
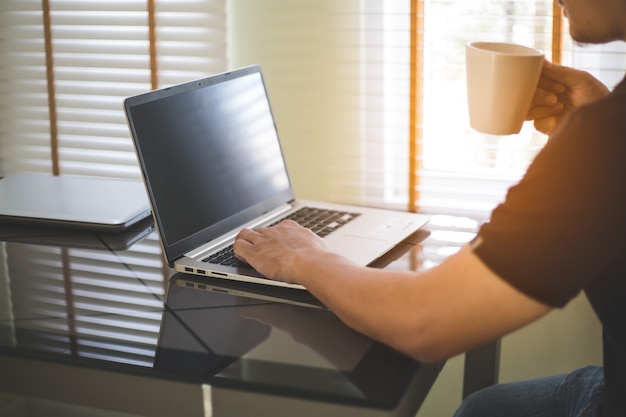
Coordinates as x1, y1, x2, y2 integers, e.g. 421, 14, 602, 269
413, 0, 554, 218
415, 1, 626, 218
1, 0, 624, 213
0, 0, 227, 178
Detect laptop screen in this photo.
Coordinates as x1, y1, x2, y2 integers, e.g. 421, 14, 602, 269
126, 66, 293, 259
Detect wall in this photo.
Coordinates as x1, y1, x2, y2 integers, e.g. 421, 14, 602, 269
227, 0, 363, 202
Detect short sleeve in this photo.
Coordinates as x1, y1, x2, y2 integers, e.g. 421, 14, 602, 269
472, 102, 626, 308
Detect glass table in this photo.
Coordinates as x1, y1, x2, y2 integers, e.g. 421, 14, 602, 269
0, 214, 493, 416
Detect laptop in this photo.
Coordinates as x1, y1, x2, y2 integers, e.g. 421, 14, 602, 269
124, 65, 429, 289
0, 173, 152, 232
0, 216, 155, 251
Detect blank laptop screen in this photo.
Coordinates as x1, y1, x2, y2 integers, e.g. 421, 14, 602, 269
127, 69, 292, 250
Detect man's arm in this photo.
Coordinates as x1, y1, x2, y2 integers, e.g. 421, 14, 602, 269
234, 221, 551, 362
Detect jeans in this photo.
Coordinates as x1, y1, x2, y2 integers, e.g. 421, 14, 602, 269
453, 366, 606, 417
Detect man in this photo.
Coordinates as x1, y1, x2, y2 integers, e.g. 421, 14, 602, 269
234, 0, 626, 415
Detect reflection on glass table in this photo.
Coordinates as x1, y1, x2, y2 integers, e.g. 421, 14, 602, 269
155, 274, 438, 411
0, 215, 480, 416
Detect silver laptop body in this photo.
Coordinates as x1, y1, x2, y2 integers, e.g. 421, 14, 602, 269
0, 173, 151, 232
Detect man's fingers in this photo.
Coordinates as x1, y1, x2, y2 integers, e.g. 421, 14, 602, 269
526, 103, 563, 121
233, 228, 259, 261
533, 116, 559, 136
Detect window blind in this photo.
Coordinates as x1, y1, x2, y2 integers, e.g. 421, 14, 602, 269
0, 0, 227, 178
227, 0, 412, 209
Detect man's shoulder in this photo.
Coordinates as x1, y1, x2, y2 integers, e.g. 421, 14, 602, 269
612, 73, 626, 95
598, 74, 626, 112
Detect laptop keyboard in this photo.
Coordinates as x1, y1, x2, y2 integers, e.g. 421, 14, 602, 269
201, 207, 361, 267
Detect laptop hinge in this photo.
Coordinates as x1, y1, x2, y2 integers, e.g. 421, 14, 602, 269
185, 203, 294, 259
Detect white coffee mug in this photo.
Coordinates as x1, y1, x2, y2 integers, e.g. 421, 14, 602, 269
466, 42, 544, 135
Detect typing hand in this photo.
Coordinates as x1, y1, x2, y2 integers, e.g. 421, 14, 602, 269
233, 220, 329, 284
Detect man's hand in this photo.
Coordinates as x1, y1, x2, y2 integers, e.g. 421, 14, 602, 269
527, 60, 610, 135
233, 220, 330, 284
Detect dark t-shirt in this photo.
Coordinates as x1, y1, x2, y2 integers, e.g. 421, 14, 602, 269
472, 75, 626, 417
